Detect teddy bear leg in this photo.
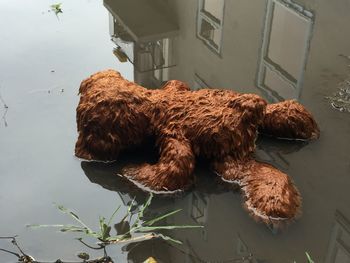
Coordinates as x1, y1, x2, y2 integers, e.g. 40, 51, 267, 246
213, 156, 301, 221
122, 137, 195, 192
260, 100, 320, 140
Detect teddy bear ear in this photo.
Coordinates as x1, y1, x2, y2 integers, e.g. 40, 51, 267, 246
161, 80, 190, 92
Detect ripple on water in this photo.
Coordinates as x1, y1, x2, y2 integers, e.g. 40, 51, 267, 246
326, 77, 350, 113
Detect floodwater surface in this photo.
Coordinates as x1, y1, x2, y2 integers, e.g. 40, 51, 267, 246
1, 0, 350, 262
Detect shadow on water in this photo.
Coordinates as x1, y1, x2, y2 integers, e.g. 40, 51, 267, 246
81, 134, 309, 199
80, 134, 311, 262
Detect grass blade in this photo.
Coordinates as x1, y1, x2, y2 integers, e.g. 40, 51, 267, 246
27, 224, 67, 228
27, 224, 87, 233
99, 216, 111, 241
139, 194, 153, 219
54, 203, 96, 235
144, 209, 182, 226
305, 252, 314, 263
137, 225, 203, 232
60, 227, 86, 233
155, 233, 182, 245
128, 197, 136, 213
107, 204, 121, 226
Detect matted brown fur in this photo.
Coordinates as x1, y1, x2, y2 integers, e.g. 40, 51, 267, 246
75, 70, 320, 222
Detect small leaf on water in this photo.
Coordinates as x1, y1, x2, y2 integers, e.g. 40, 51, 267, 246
143, 257, 157, 263
50, 3, 63, 15
77, 252, 90, 260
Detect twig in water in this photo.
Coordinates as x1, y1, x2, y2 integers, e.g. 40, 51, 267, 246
0, 236, 35, 262
0, 90, 9, 127
0, 235, 114, 263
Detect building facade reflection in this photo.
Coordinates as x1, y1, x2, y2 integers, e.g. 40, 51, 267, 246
98, 0, 350, 262
325, 210, 350, 263
256, 0, 314, 101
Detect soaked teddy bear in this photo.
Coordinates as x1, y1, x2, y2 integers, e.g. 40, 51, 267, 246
75, 70, 319, 222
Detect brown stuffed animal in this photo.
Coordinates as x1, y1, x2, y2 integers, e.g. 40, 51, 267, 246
75, 70, 319, 222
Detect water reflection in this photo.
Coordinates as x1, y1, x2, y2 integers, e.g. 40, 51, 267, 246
95, 0, 350, 262
255, 137, 307, 171
325, 210, 350, 263
197, 0, 225, 55
257, 0, 314, 102
105, 0, 178, 88
82, 158, 263, 262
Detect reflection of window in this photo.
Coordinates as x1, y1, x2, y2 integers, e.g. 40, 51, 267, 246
197, 0, 225, 55
325, 210, 350, 263
190, 192, 209, 225
189, 192, 209, 241
257, 0, 313, 102
134, 38, 175, 73
235, 234, 260, 262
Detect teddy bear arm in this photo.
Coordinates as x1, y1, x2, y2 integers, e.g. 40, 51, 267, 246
228, 94, 267, 123
213, 156, 301, 221
260, 100, 320, 140
122, 137, 195, 192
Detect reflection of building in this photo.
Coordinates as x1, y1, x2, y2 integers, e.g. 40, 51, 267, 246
257, 0, 313, 101
101, 0, 350, 262
325, 211, 350, 263
104, 0, 179, 87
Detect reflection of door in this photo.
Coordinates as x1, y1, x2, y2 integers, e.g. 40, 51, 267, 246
325, 210, 350, 263
257, 0, 313, 102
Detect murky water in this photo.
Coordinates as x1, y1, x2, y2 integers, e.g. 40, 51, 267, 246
1, 0, 350, 262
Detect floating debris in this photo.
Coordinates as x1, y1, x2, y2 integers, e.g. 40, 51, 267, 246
143, 257, 157, 263
28, 86, 64, 94
50, 3, 63, 18
326, 78, 350, 113
77, 252, 90, 260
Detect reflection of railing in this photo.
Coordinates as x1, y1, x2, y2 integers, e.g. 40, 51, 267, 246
256, 0, 314, 102
110, 18, 176, 73
106, 0, 178, 77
